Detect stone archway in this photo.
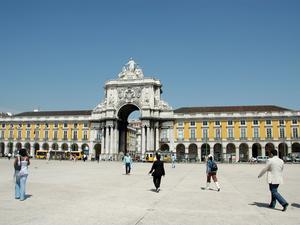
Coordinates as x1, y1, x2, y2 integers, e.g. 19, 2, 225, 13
226, 143, 236, 163
160, 143, 169, 151
188, 143, 198, 162
61, 143, 68, 151
71, 143, 78, 151
90, 59, 173, 159
176, 144, 185, 162
201, 143, 210, 161
252, 143, 262, 158
239, 143, 249, 162
24, 143, 31, 152
42, 143, 49, 150
82, 143, 89, 154
16, 142, 22, 151
33, 143, 40, 155
117, 104, 140, 154
292, 142, 300, 153
213, 143, 222, 162
52, 143, 59, 150
94, 143, 101, 160
0, 142, 5, 157
278, 143, 288, 159
265, 142, 275, 157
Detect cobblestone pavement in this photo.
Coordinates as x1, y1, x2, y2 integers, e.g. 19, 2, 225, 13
0, 159, 299, 225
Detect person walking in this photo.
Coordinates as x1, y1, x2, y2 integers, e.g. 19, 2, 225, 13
206, 155, 220, 191
148, 154, 165, 192
123, 153, 132, 174
258, 149, 289, 211
171, 153, 176, 168
8, 152, 12, 160
14, 148, 30, 201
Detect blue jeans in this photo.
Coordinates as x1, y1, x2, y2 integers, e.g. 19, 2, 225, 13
15, 174, 28, 201
125, 163, 131, 174
269, 184, 288, 207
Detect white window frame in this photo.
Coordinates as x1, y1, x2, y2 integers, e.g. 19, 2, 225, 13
253, 127, 259, 138
266, 128, 272, 139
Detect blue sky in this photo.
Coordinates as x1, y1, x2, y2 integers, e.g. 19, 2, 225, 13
0, 0, 299, 113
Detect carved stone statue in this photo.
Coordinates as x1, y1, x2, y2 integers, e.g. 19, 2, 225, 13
118, 58, 144, 79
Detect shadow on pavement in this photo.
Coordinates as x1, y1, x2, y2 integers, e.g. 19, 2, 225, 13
291, 203, 300, 208
249, 202, 281, 211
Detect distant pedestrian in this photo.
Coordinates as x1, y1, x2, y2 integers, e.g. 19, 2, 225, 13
14, 148, 30, 201
83, 153, 87, 162
149, 154, 165, 192
171, 153, 176, 168
206, 155, 220, 191
8, 152, 12, 160
123, 153, 132, 174
258, 149, 289, 211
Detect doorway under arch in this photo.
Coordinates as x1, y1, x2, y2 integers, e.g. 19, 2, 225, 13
201, 144, 210, 161
94, 143, 101, 160
265, 142, 275, 157
239, 143, 249, 162
278, 143, 288, 159
188, 143, 198, 161
160, 143, 169, 151
252, 143, 262, 158
176, 144, 185, 162
117, 104, 141, 154
213, 143, 222, 162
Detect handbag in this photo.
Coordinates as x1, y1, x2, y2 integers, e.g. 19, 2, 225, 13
14, 157, 21, 171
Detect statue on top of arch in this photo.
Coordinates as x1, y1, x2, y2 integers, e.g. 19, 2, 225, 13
118, 58, 144, 80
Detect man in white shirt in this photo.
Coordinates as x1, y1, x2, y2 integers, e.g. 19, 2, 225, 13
258, 149, 289, 211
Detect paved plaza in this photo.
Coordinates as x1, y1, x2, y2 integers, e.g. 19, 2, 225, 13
0, 159, 299, 225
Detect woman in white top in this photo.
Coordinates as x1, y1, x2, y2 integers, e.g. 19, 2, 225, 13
14, 148, 30, 201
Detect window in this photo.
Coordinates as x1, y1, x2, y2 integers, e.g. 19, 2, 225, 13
35, 130, 39, 139
26, 130, 30, 139
279, 120, 285, 125
18, 130, 21, 139
241, 128, 246, 139
96, 131, 101, 140
74, 123, 78, 128
9, 130, 13, 138
53, 130, 58, 140
73, 130, 77, 140
83, 130, 88, 140
190, 128, 196, 139
279, 127, 285, 138
203, 121, 208, 126
266, 128, 272, 139
2, 124, 5, 128
18, 124, 22, 128
161, 129, 168, 139
190, 121, 195, 126
84, 123, 88, 128
178, 121, 184, 127
253, 120, 259, 125
178, 128, 183, 140
292, 119, 298, 125
215, 121, 220, 126
266, 120, 272, 125
63, 130, 68, 140
64, 123, 68, 128
54, 123, 58, 128
292, 128, 298, 138
253, 127, 259, 138
0, 130, 4, 138
215, 128, 221, 139
228, 120, 233, 126
10, 124, 14, 128
240, 120, 246, 125
36, 123, 40, 127
45, 123, 49, 128
45, 130, 48, 139
27, 123, 31, 128
227, 128, 234, 139
202, 128, 208, 139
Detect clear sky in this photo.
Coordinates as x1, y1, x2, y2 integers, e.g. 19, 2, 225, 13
0, 0, 299, 113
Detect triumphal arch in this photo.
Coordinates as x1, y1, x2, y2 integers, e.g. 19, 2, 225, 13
90, 59, 174, 159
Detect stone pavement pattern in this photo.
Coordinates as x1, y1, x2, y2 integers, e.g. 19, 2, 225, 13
0, 159, 299, 225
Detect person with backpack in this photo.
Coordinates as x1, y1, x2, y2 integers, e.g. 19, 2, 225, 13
206, 155, 220, 191
14, 148, 30, 201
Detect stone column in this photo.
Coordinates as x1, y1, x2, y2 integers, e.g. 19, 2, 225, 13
155, 127, 159, 151
101, 128, 105, 155
147, 126, 151, 151
169, 126, 174, 152
262, 145, 266, 157
142, 126, 145, 154
150, 127, 154, 151
115, 128, 119, 155
235, 146, 239, 162
105, 126, 109, 155
110, 126, 114, 156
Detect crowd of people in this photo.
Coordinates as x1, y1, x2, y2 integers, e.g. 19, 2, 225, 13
10, 148, 290, 211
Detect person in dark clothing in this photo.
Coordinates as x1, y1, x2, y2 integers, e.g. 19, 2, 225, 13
148, 154, 165, 192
